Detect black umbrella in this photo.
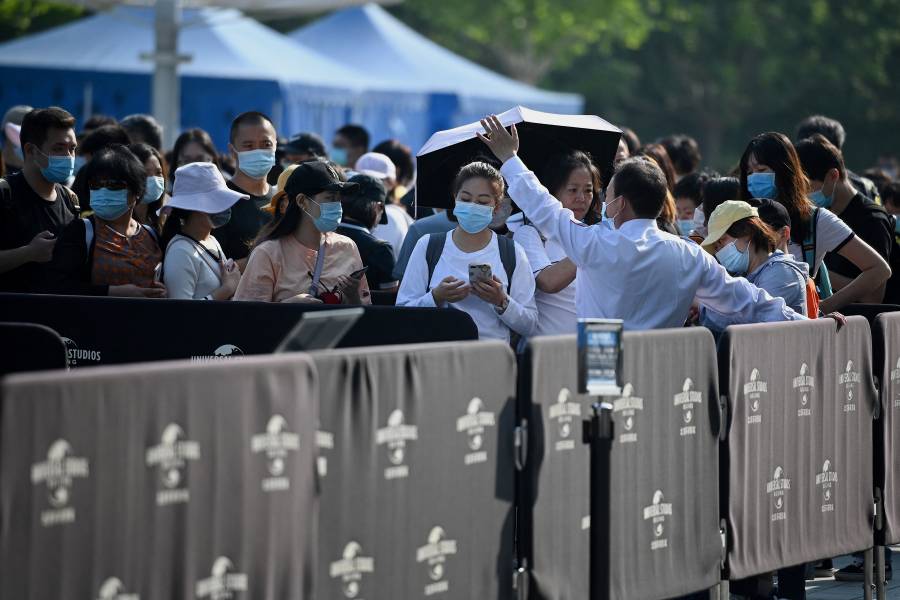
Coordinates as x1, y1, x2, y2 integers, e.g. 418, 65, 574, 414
415, 106, 622, 209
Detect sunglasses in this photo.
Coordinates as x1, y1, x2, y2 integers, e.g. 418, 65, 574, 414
89, 180, 128, 191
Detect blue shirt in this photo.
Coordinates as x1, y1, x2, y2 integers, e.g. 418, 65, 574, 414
500, 156, 805, 330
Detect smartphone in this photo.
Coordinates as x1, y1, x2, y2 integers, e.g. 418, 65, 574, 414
468, 263, 493, 285
349, 266, 369, 280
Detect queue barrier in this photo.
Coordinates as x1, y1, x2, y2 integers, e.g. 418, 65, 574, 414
309, 342, 517, 600
0, 322, 67, 376
718, 317, 876, 580
520, 329, 722, 600
874, 311, 900, 546
0, 293, 478, 368
0, 354, 320, 598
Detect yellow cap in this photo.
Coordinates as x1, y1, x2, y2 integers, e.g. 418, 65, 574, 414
700, 200, 758, 253
263, 164, 299, 214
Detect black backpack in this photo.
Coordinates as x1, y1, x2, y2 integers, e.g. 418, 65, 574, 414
424, 231, 517, 293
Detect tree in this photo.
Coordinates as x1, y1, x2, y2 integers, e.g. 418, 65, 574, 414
0, 0, 83, 43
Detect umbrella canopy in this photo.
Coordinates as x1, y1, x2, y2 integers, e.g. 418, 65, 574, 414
416, 106, 622, 208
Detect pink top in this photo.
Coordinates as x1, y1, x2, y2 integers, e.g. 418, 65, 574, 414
233, 232, 371, 304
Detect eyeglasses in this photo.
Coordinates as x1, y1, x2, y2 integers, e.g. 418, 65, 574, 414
89, 180, 128, 191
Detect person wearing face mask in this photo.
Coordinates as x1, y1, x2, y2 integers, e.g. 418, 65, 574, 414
477, 115, 804, 330
41, 145, 166, 297
507, 150, 600, 336
698, 201, 809, 332
216, 111, 278, 270
331, 124, 369, 169
127, 142, 167, 232
396, 161, 538, 343
740, 132, 889, 312
234, 160, 370, 305
160, 163, 244, 300
795, 135, 893, 300
0, 107, 80, 293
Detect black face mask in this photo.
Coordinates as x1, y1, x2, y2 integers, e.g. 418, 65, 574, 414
209, 208, 231, 229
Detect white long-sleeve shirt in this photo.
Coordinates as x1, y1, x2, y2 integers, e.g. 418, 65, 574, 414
396, 230, 539, 341
500, 156, 805, 330
163, 235, 225, 300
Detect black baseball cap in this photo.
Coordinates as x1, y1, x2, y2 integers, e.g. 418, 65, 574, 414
280, 132, 326, 157
348, 173, 389, 224
750, 198, 791, 230
284, 160, 358, 198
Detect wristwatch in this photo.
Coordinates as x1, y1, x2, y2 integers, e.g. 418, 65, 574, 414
495, 296, 510, 315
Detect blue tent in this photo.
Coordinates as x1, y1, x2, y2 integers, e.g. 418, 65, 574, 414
0, 5, 430, 149
290, 3, 584, 139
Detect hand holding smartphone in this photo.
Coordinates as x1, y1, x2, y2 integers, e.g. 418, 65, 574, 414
468, 263, 492, 285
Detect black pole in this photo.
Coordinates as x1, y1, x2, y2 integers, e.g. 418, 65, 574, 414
587, 401, 614, 600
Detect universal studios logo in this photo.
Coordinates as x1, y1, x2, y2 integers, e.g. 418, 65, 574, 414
642, 490, 673, 551
330, 541, 375, 599
191, 344, 245, 362
195, 556, 248, 599
766, 466, 792, 522
743, 368, 767, 424
61, 336, 101, 367
839, 360, 861, 413
376, 409, 418, 480
416, 526, 458, 597
549, 388, 581, 451
96, 577, 139, 600
30, 439, 89, 527
792, 362, 815, 417
456, 397, 495, 466
816, 458, 838, 514
145, 423, 200, 506
251, 414, 300, 492
613, 383, 643, 444
673, 378, 702, 437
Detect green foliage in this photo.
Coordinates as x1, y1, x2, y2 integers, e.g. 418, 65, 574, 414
0, 0, 83, 43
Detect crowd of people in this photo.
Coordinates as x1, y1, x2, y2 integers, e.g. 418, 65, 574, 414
0, 105, 898, 347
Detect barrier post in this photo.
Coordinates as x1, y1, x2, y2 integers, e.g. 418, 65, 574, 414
865, 548, 874, 600
586, 401, 613, 600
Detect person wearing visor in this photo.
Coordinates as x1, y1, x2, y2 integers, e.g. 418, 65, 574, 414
396, 161, 538, 343
264, 164, 299, 221
42, 145, 165, 297
0, 107, 80, 292
160, 163, 244, 300
337, 173, 398, 298
218, 111, 277, 269
698, 201, 810, 333
128, 142, 167, 232
234, 160, 371, 305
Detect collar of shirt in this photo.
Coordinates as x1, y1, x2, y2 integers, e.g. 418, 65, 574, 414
339, 222, 370, 234
615, 218, 659, 238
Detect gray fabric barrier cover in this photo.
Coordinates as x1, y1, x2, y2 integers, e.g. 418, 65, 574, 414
720, 317, 875, 579
875, 311, 900, 545
524, 329, 721, 600
0, 355, 318, 599
309, 341, 517, 600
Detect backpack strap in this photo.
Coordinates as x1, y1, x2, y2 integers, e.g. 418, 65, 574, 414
82, 217, 94, 257
425, 232, 447, 292
496, 235, 517, 294
0, 178, 11, 211
57, 185, 81, 216
800, 208, 833, 299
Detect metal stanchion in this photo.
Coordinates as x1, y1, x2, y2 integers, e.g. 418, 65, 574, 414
864, 547, 874, 600
586, 401, 613, 600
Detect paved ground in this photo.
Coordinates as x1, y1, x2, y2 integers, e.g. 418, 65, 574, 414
804, 549, 899, 599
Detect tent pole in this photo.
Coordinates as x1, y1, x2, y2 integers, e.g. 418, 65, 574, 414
152, 0, 182, 150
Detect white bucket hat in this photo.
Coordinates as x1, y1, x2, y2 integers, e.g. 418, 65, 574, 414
354, 152, 396, 181
165, 162, 247, 214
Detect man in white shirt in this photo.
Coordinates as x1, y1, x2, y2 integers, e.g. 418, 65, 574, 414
477, 115, 805, 330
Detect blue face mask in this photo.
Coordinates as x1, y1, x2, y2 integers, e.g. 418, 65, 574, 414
91, 188, 131, 221
73, 155, 87, 175
236, 149, 275, 179
36, 149, 75, 183
716, 240, 751, 276
894, 217, 900, 235
809, 179, 835, 209
747, 172, 777, 199
13, 146, 23, 162
677, 219, 695, 236
308, 200, 342, 233
209, 208, 231, 229
142, 175, 165, 204
453, 200, 494, 234
330, 147, 348, 167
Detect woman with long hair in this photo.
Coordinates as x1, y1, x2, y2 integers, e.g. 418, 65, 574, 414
127, 142, 167, 231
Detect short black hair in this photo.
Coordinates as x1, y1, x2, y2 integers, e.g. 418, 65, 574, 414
372, 139, 414, 185
659, 134, 702, 176
795, 115, 846, 149
82, 114, 117, 132
881, 181, 900, 209
621, 127, 641, 154
20, 107, 76, 150
673, 170, 717, 207
336, 124, 369, 151
79, 125, 131, 157
701, 177, 740, 226
795, 134, 846, 181
229, 111, 274, 145
84, 144, 146, 201
612, 156, 667, 219
120, 114, 163, 151
342, 175, 385, 228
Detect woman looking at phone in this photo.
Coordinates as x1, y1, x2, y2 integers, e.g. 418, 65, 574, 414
233, 160, 371, 304
396, 161, 537, 342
